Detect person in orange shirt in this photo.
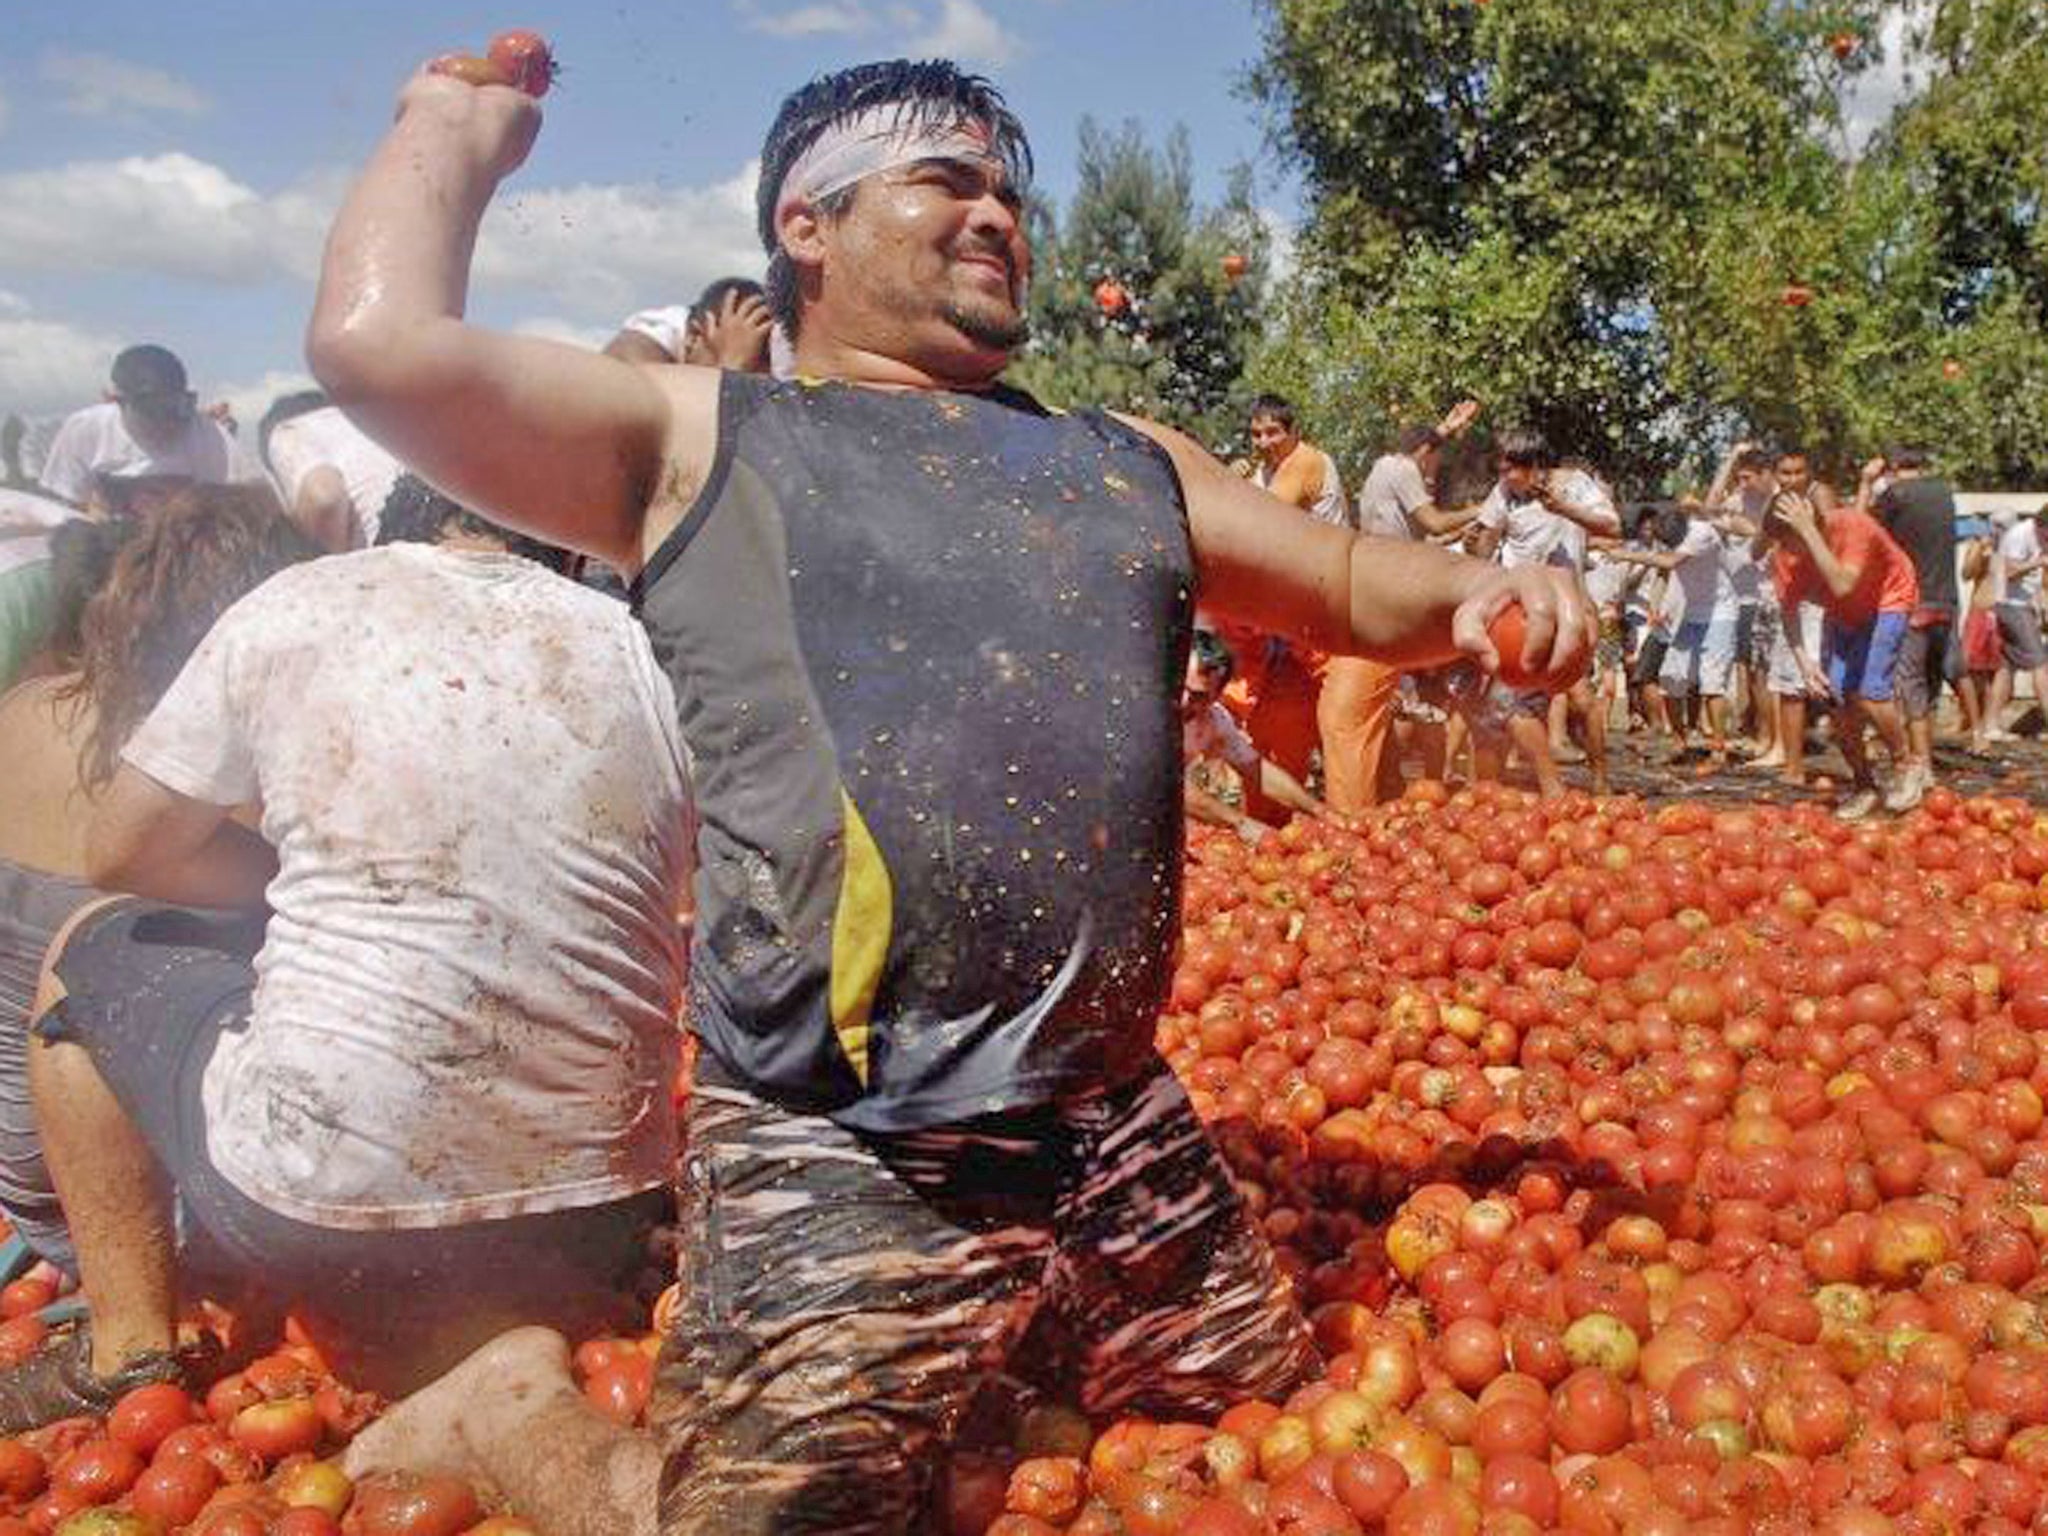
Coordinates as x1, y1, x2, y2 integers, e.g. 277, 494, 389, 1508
1237, 394, 1346, 820
1760, 491, 1919, 819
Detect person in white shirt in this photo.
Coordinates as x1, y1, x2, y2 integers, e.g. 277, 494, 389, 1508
605, 277, 774, 373
1472, 431, 1619, 795
257, 392, 404, 552
1990, 505, 2048, 736
1181, 632, 1327, 839
1611, 503, 1740, 758
15, 478, 691, 1419
35, 347, 269, 509
1335, 401, 1482, 806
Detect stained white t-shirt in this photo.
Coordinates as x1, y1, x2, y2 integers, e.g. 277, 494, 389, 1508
37, 402, 268, 506
1670, 518, 1737, 624
1184, 702, 1261, 775
1357, 453, 1427, 541
1476, 468, 1615, 572
264, 407, 402, 545
1999, 519, 2043, 605
123, 545, 692, 1231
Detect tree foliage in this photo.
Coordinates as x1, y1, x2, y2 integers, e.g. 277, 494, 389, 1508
1245, 0, 2048, 491
1004, 119, 1273, 453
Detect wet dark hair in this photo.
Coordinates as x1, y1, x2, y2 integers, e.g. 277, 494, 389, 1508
1190, 627, 1236, 684
1496, 429, 1553, 470
1651, 504, 1691, 549
109, 344, 188, 399
1890, 446, 1931, 471
1396, 424, 1443, 455
256, 389, 330, 477
67, 484, 317, 791
1734, 447, 1775, 476
374, 474, 574, 575
757, 60, 1033, 338
1247, 393, 1297, 431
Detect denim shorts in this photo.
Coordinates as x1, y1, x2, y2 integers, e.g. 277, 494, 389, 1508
1824, 612, 1910, 702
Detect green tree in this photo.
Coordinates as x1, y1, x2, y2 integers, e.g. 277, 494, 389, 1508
1005, 119, 1273, 453
1245, 0, 1903, 490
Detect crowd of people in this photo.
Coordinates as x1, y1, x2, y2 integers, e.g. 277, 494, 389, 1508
1185, 418, 2048, 830
0, 42, 2036, 1536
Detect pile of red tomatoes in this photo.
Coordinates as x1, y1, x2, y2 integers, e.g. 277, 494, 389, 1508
0, 1311, 661, 1536
989, 782, 2048, 1535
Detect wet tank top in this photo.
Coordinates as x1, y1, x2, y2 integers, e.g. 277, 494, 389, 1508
632, 374, 1195, 1132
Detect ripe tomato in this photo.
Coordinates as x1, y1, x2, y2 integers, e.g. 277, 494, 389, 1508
107, 1383, 197, 1456
129, 1455, 219, 1527
581, 1353, 653, 1426
339, 1472, 482, 1536
486, 30, 557, 97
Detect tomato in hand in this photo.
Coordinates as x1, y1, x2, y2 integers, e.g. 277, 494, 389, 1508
486, 30, 557, 97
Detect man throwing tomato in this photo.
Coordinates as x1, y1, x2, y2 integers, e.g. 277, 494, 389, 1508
307, 50, 1593, 1536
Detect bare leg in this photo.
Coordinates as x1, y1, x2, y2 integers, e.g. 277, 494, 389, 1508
1862, 698, 1910, 769
1702, 696, 1730, 756
1571, 682, 1608, 795
29, 901, 178, 1377
1778, 696, 1808, 785
1413, 720, 1447, 782
1508, 716, 1564, 799
1906, 713, 1933, 771
345, 1329, 657, 1536
1989, 668, 2014, 734
1958, 675, 1984, 746
1837, 701, 1876, 788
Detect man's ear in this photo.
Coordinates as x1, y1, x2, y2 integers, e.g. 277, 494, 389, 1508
778, 201, 829, 270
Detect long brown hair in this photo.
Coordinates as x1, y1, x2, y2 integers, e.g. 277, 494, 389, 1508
66, 483, 317, 791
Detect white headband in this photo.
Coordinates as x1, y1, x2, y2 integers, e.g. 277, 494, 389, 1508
773, 105, 999, 237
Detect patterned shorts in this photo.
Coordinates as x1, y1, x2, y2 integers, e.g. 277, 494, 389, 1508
653, 1053, 1318, 1535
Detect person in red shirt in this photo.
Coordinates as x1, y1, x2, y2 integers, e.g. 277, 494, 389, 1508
1760, 491, 1919, 819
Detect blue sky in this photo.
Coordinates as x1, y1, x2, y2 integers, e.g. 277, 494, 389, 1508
0, 0, 1295, 426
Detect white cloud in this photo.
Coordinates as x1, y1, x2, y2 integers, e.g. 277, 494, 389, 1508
0, 308, 120, 419
902, 0, 1024, 64
40, 49, 211, 121
208, 369, 316, 439
1839, 5, 1926, 158
0, 152, 765, 325
0, 154, 332, 284
740, 1, 878, 37
477, 164, 766, 321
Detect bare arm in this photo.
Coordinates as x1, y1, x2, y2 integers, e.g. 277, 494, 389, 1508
1705, 442, 1748, 510
602, 329, 676, 365
307, 67, 707, 571
1256, 758, 1325, 819
1537, 478, 1622, 537
1124, 416, 1593, 677
86, 767, 275, 910
1608, 548, 1683, 574
1410, 503, 1482, 537
287, 465, 359, 553
1184, 776, 1263, 840
1779, 500, 1862, 601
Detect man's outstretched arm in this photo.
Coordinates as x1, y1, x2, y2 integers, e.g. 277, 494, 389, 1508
1127, 417, 1594, 679
307, 66, 704, 571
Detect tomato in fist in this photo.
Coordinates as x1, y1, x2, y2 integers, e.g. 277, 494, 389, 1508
1487, 602, 1585, 690
428, 30, 556, 97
